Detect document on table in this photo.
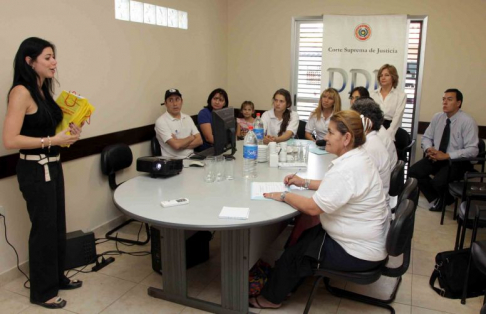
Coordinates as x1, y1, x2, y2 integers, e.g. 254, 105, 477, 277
251, 182, 290, 200
219, 207, 250, 220
309, 147, 329, 155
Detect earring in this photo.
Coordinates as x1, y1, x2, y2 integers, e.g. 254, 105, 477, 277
31, 66, 35, 70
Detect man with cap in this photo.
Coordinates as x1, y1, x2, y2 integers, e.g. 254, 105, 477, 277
155, 89, 202, 158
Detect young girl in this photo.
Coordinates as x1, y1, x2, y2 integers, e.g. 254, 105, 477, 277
305, 88, 341, 141
261, 89, 299, 144
236, 101, 255, 140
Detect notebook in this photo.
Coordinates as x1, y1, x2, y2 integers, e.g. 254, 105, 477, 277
251, 182, 290, 200
218, 207, 250, 220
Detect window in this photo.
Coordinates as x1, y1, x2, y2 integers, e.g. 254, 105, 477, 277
291, 16, 427, 168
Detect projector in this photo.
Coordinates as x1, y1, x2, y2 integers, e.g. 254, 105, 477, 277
136, 156, 183, 177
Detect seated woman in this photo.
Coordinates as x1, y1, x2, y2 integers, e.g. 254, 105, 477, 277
305, 88, 341, 141
197, 88, 229, 150
370, 64, 407, 138
250, 110, 389, 309
349, 86, 370, 106
351, 98, 392, 213
262, 89, 299, 144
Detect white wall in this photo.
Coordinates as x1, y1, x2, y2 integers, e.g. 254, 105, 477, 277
0, 0, 228, 278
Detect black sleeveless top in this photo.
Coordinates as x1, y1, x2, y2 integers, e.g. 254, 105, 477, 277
19, 86, 63, 156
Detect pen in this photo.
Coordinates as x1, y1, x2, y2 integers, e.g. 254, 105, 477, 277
286, 169, 300, 186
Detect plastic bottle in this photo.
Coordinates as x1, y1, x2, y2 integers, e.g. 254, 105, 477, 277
253, 113, 264, 145
243, 126, 258, 178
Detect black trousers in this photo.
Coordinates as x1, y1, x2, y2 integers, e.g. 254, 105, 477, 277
408, 157, 472, 203
261, 225, 383, 304
16, 159, 70, 303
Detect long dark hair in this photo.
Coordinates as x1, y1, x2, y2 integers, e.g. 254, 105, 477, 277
8, 37, 61, 126
205, 88, 229, 111
273, 89, 292, 136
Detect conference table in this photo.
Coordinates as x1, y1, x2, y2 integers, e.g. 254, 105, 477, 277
114, 141, 335, 313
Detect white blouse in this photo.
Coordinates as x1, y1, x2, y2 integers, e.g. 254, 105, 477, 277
261, 109, 299, 137
371, 87, 407, 138
312, 148, 388, 262
305, 112, 331, 140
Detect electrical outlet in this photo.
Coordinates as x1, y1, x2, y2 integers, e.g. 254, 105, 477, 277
0, 205, 5, 216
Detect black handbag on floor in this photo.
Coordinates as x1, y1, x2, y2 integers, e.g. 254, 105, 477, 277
429, 248, 486, 299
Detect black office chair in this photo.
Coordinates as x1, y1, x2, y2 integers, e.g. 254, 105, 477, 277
151, 136, 162, 156
296, 120, 306, 139
471, 240, 486, 311
101, 143, 150, 245
441, 141, 486, 224
394, 127, 415, 165
454, 172, 486, 250
389, 160, 405, 203
304, 199, 416, 314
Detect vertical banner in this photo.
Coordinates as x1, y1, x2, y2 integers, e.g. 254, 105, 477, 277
321, 15, 408, 109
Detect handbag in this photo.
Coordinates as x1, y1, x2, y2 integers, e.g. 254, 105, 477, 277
429, 248, 486, 299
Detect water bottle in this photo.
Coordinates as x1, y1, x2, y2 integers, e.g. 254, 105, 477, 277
243, 126, 258, 178
253, 113, 264, 145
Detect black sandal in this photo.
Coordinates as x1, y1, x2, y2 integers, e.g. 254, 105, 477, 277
60, 279, 83, 290
32, 296, 67, 309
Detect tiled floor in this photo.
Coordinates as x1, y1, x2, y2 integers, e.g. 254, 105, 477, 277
1, 195, 485, 314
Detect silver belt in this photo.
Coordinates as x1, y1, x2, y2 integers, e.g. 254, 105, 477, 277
19, 153, 60, 182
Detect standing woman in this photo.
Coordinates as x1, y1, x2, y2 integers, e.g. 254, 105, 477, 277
305, 88, 341, 141
3, 37, 83, 309
370, 64, 407, 138
262, 88, 299, 144
197, 88, 229, 150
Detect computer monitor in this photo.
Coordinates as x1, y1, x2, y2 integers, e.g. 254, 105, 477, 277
212, 107, 236, 156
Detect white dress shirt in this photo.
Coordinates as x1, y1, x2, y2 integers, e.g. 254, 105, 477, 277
363, 131, 392, 213
305, 112, 332, 140
312, 147, 388, 262
421, 110, 478, 159
371, 87, 407, 138
155, 112, 200, 159
261, 109, 299, 137
377, 126, 398, 170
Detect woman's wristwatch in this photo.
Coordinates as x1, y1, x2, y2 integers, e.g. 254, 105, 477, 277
280, 191, 289, 201
304, 178, 311, 189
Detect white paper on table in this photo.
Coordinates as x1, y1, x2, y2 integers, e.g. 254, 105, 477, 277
218, 207, 250, 220
251, 182, 289, 200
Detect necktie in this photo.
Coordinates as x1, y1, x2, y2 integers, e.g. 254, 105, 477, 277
438, 118, 451, 153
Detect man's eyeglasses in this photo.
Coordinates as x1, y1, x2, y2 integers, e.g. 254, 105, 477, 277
349, 96, 360, 100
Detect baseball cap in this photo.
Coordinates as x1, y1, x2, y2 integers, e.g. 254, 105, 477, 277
165, 88, 182, 101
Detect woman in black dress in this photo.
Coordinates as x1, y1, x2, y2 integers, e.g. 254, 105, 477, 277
3, 37, 83, 309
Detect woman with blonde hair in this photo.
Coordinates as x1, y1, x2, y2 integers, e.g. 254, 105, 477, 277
250, 110, 388, 309
305, 88, 341, 141
370, 64, 407, 138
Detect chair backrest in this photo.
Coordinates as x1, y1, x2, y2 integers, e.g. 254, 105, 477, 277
389, 160, 405, 197
382, 199, 415, 277
101, 143, 133, 190
296, 120, 306, 139
151, 136, 162, 156
394, 127, 412, 162
397, 177, 419, 209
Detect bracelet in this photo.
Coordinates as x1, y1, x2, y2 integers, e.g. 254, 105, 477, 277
41, 137, 44, 149
304, 178, 311, 189
47, 136, 51, 152
280, 191, 288, 202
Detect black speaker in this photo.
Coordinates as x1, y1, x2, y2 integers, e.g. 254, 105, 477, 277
150, 227, 212, 274
64, 230, 97, 270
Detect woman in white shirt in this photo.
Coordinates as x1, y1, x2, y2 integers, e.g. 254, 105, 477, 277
370, 64, 407, 138
249, 110, 388, 309
305, 88, 341, 141
261, 89, 299, 144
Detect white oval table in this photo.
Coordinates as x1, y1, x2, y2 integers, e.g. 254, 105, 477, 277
114, 141, 334, 313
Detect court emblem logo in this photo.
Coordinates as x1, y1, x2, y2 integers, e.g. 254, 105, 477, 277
354, 24, 372, 41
